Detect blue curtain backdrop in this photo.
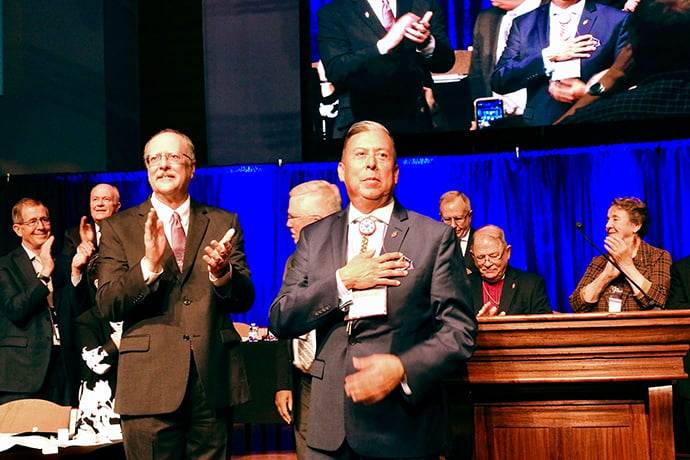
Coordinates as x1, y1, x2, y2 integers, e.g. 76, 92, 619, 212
2, 139, 689, 323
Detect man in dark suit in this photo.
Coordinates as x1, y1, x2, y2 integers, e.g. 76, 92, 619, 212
269, 120, 477, 459
491, 0, 629, 125
666, 254, 690, 446
62, 183, 121, 258
318, 0, 455, 138
96, 129, 255, 459
469, 225, 552, 315
439, 190, 477, 275
62, 183, 121, 316
0, 198, 94, 406
274, 180, 343, 460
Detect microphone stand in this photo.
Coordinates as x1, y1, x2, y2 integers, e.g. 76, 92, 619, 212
575, 222, 660, 309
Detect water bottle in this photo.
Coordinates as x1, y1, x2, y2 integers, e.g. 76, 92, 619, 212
248, 323, 259, 342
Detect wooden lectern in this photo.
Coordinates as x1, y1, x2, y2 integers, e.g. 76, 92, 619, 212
447, 310, 690, 460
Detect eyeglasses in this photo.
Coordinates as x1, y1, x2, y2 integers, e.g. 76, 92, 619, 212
472, 250, 505, 264
288, 214, 321, 221
441, 212, 472, 225
17, 217, 51, 228
145, 152, 193, 167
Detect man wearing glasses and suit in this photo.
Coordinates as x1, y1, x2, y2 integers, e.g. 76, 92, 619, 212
0, 198, 94, 406
96, 129, 255, 459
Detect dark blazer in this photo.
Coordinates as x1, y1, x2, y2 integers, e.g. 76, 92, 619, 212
0, 246, 83, 405
318, 0, 455, 136
468, 7, 505, 106
666, 256, 690, 399
96, 199, 255, 416
269, 202, 477, 457
491, 0, 629, 125
469, 266, 552, 315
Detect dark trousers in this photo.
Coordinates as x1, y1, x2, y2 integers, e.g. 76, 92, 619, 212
307, 440, 439, 460
120, 357, 231, 460
294, 373, 311, 460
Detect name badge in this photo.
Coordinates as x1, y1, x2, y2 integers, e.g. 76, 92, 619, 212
608, 297, 622, 313
349, 287, 387, 319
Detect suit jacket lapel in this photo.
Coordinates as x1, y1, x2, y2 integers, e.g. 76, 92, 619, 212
330, 209, 349, 270
383, 203, 409, 253
180, 202, 209, 282
13, 247, 38, 286
353, 0, 387, 37
535, 5, 550, 49
500, 267, 517, 311
577, 1, 598, 36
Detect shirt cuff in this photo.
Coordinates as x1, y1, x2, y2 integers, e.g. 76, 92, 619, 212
209, 264, 233, 285
71, 273, 82, 287
417, 35, 436, 57
141, 258, 163, 285
336, 269, 353, 312
400, 374, 412, 396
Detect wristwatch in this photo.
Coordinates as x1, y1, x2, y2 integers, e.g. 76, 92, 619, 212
37, 273, 51, 284
588, 82, 607, 96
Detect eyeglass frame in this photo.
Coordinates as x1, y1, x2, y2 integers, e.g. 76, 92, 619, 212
144, 151, 194, 167
287, 214, 322, 221
471, 247, 508, 264
16, 217, 51, 228
441, 211, 473, 225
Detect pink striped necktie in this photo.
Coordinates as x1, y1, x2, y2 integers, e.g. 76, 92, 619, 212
171, 212, 186, 271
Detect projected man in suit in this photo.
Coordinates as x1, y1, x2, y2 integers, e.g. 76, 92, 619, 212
469, 225, 552, 315
0, 198, 94, 406
269, 120, 477, 459
96, 129, 255, 459
318, 0, 455, 138
490, 0, 629, 125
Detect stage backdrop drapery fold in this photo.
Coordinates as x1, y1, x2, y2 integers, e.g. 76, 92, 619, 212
1, 139, 689, 322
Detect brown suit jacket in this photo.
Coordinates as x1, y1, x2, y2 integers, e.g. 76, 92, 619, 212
96, 199, 254, 416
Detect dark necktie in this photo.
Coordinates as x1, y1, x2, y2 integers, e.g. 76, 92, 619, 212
381, 0, 395, 31
171, 212, 186, 272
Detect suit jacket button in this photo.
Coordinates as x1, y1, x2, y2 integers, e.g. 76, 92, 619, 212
183, 334, 190, 341
183, 299, 192, 306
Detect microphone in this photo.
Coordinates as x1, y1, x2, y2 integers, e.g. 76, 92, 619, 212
575, 222, 659, 309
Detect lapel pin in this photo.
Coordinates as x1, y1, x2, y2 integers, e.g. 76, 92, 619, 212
391, 230, 399, 238
512, 283, 516, 289
365, 11, 370, 18
583, 19, 589, 25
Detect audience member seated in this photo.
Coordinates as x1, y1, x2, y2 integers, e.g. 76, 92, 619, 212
558, 0, 690, 124
469, 225, 552, 315
439, 191, 477, 274
0, 198, 93, 407
317, 0, 455, 137
570, 196, 671, 312
467, 0, 543, 127
491, 0, 629, 125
